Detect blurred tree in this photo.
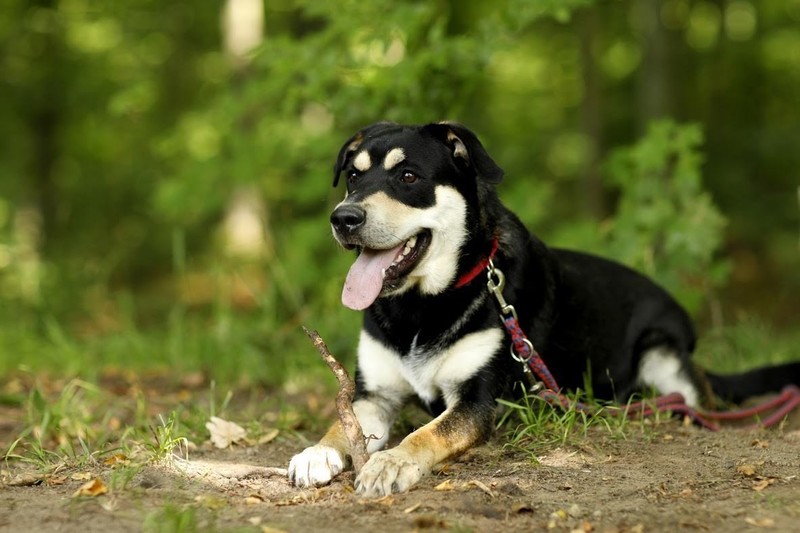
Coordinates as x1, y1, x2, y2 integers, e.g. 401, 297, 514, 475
0, 0, 797, 337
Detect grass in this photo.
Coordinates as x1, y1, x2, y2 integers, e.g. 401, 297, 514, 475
495, 317, 800, 455
142, 505, 201, 533
3, 295, 799, 474
495, 383, 673, 457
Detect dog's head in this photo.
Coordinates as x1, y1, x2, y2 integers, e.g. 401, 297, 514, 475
329, 122, 504, 310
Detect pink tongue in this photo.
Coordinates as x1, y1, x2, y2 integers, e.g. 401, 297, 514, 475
342, 244, 404, 310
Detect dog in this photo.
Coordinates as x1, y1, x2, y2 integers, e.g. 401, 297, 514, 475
288, 121, 800, 497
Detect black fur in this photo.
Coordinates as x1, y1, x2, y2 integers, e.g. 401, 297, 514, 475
333, 121, 800, 411
290, 122, 800, 496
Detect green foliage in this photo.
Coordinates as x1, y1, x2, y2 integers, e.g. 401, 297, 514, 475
143, 505, 201, 533
147, 413, 189, 463
1, 0, 799, 391
695, 317, 800, 374
603, 120, 730, 313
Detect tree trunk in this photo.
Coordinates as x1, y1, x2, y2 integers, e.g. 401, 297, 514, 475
578, 7, 606, 219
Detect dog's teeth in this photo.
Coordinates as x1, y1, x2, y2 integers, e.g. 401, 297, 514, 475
381, 268, 386, 279
407, 235, 417, 249
403, 245, 411, 255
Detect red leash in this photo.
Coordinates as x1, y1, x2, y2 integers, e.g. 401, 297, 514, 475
483, 253, 800, 430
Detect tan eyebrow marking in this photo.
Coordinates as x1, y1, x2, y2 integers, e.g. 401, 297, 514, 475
353, 150, 372, 171
383, 147, 406, 170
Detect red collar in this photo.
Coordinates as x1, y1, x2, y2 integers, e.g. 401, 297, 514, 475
455, 238, 499, 288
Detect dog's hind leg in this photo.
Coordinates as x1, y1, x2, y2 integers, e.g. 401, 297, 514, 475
636, 346, 701, 407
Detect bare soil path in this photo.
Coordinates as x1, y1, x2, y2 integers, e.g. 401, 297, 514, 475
3, 418, 799, 533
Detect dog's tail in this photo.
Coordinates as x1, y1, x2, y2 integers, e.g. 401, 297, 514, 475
705, 361, 800, 403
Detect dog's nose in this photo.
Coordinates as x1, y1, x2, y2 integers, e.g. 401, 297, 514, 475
330, 204, 366, 234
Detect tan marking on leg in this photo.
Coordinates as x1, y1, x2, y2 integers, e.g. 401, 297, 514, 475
392, 408, 485, 471
318, 421, 350, 457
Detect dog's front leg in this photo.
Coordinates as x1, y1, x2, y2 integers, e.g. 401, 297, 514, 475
355, 401, 492, 497
288, 394, 400, 488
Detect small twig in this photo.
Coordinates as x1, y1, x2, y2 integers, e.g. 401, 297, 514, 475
302, 327, 369, 473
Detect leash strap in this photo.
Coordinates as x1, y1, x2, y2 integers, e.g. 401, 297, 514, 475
485, 259, 800, 430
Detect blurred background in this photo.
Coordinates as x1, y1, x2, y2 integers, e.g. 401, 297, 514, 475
1, 0, 799, 389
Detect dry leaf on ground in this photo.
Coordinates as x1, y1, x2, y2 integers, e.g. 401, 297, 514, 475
6, 473, 44, 487
737, 464, 757, 477
434, 479, 455, 491
466, 479, 495, 498
72, 478, 108, 498
752, 478, 775, 492
745, 517, 776, 528
206, 416, 247, 448
258, 428, 280, 445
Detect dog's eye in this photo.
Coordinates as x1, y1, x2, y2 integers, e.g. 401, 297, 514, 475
347, 170, 359, 183
400, 171, 418, 184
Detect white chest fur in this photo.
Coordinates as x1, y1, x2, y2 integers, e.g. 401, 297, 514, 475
357, 328, 503, 406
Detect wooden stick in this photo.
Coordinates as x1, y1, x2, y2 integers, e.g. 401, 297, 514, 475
302, 327, 369, 473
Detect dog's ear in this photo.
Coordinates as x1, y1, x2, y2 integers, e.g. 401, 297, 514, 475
428, 122, 504, 184
332, 121, 397, 187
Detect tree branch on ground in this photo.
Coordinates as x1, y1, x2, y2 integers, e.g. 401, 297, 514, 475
302, 326, 369, 473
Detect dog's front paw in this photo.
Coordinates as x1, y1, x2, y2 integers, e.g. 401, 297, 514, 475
355, 449, 423, 497
288, 445, 345, 488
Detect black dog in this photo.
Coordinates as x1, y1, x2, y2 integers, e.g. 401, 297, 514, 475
288, 121, 800, 497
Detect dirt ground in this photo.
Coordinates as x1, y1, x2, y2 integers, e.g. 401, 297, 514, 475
2, 411, 800, 533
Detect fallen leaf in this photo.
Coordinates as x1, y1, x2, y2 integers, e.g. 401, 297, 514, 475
206, 416, 247, 448
46, 475, 67, 486
744, 517, 775, 528
751, 439, 769, 449
752, 478, 775, 492
358, 495, 395, 506
72, 478, 108, 498
71, 472, 93, 481
466, 479, 495, 498
434, 479, 455, 491
245, 495, 265, 505
6, 473, 44, 487
403, 502, 421, 514
737, 464, 757, 477
258, 428, 280, 445
103, 453, 129, 467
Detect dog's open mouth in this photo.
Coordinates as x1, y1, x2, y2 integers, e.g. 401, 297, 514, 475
341, 230, 431, 310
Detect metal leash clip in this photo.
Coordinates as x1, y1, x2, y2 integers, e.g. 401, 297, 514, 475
486, 260, 534, 364
486, 260, 516, 322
